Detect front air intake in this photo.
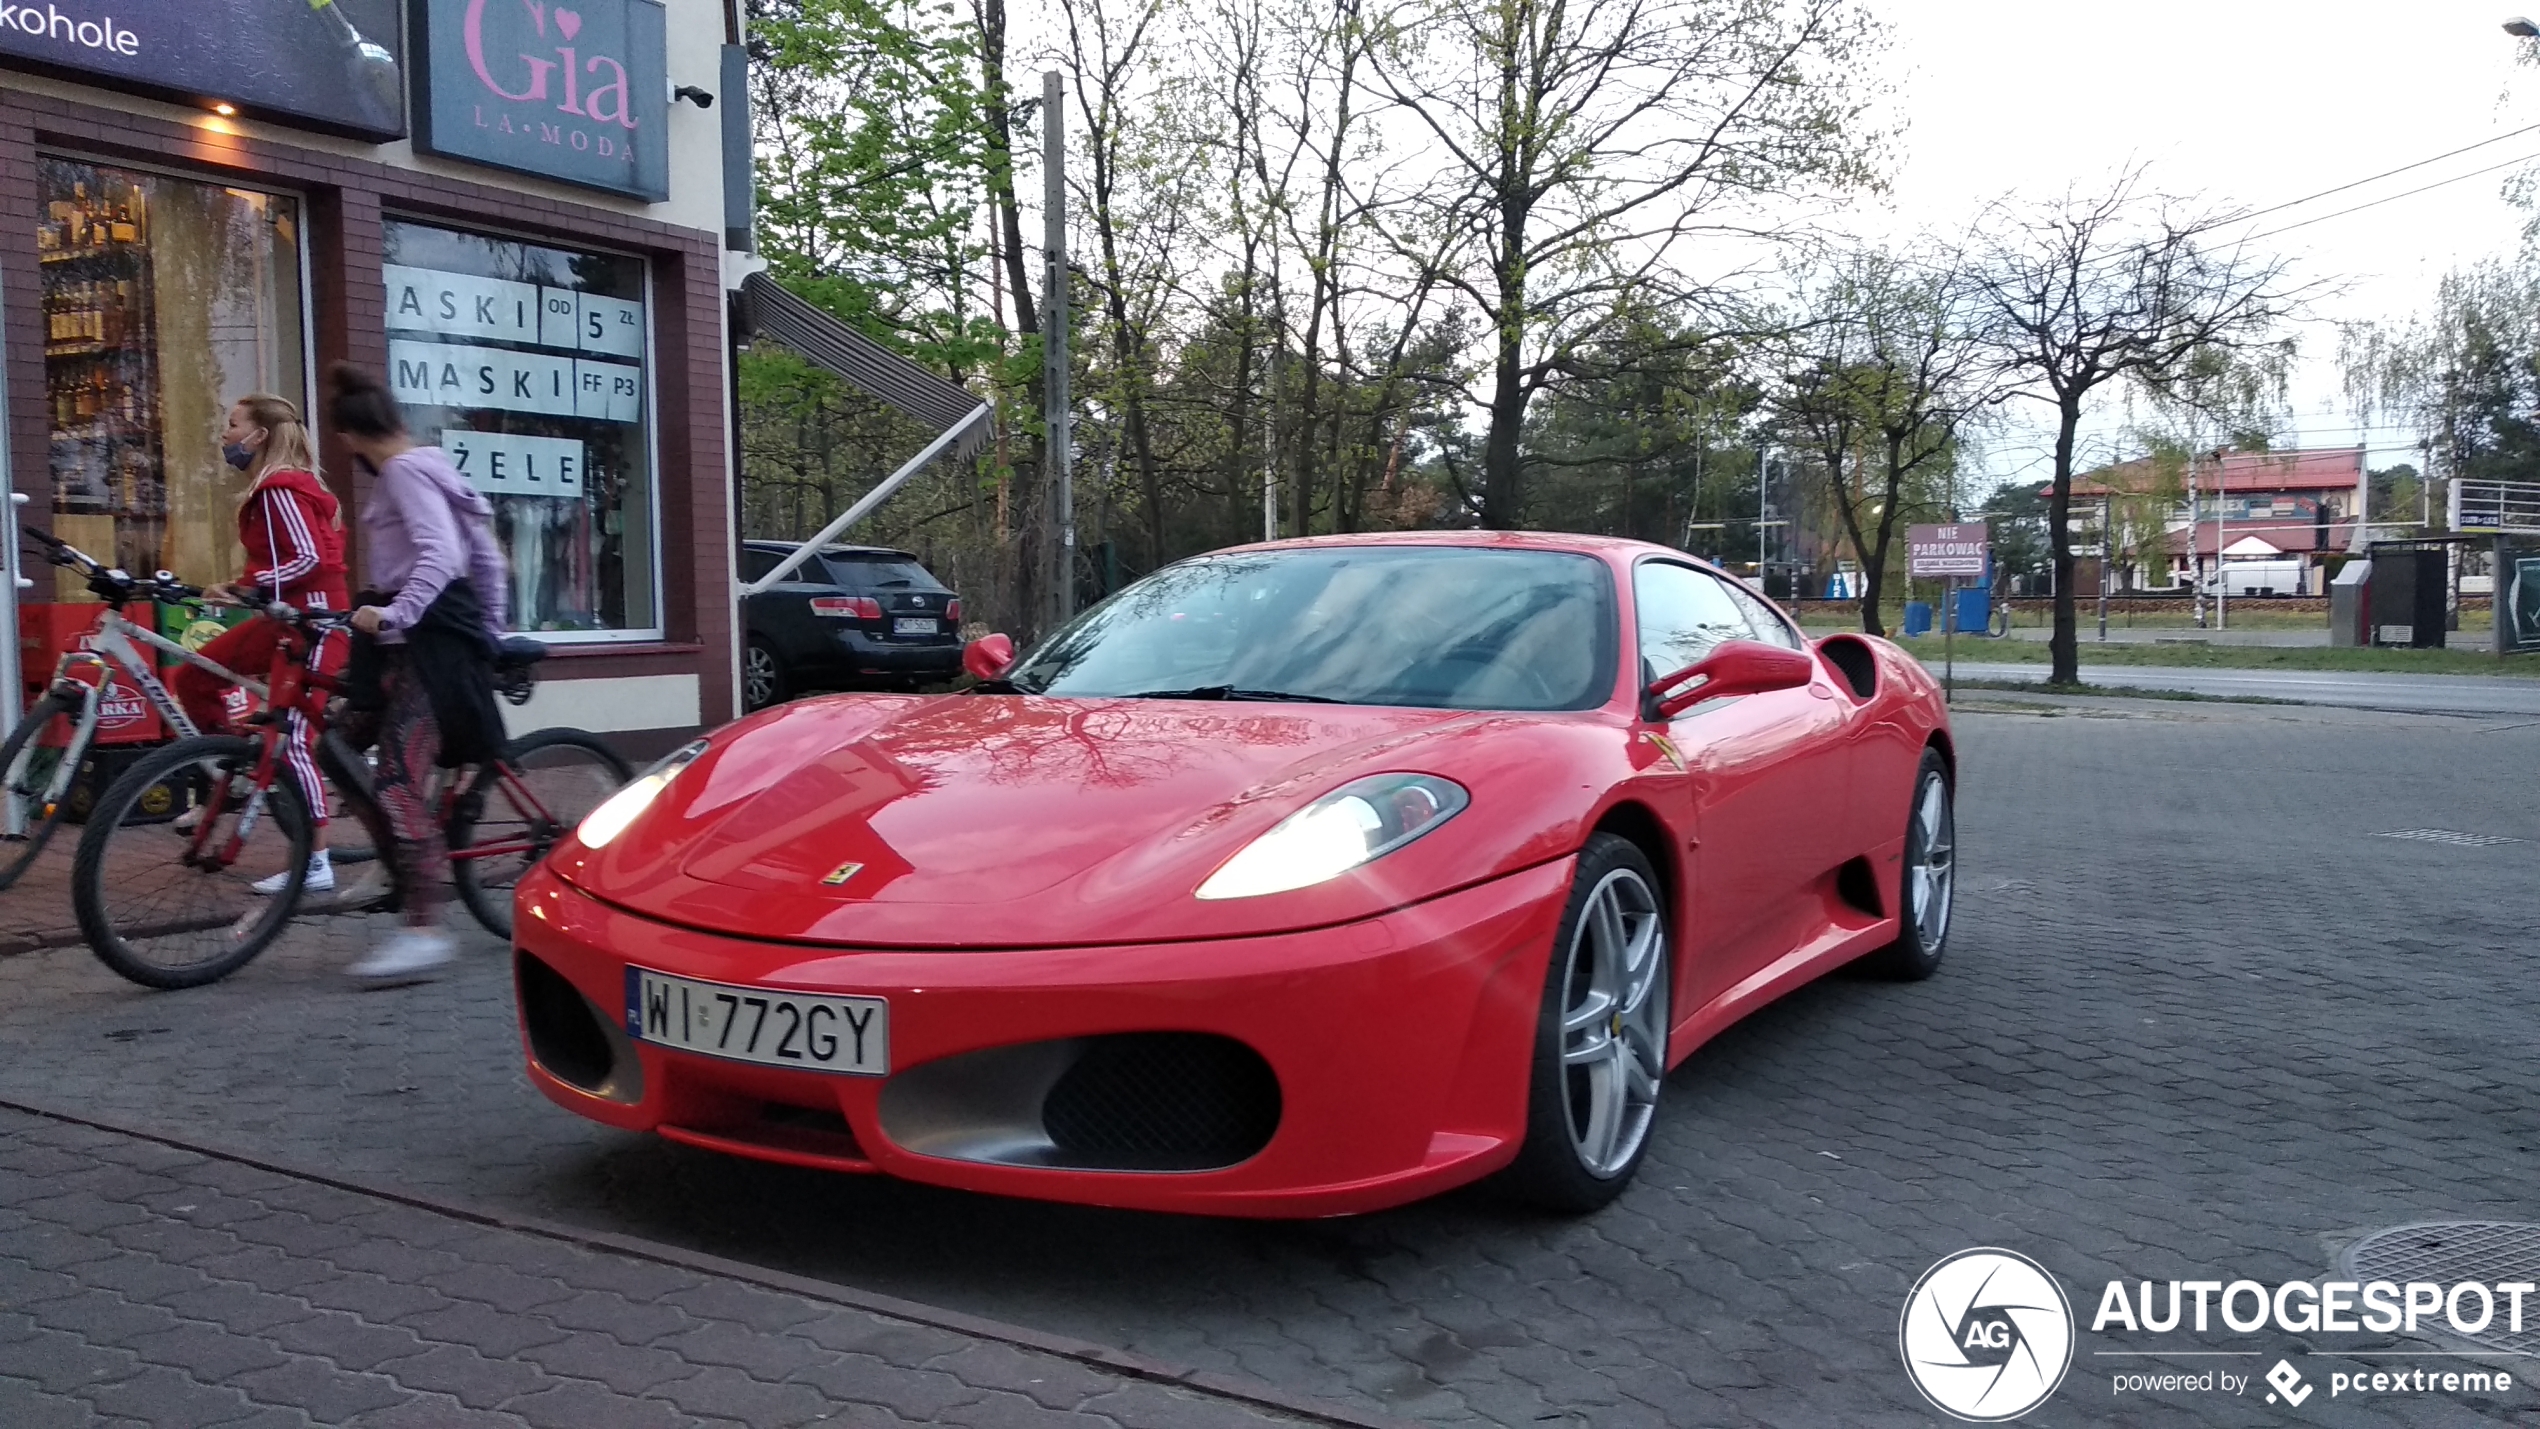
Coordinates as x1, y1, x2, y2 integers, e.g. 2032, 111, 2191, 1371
1041, 1033, 1281, 1170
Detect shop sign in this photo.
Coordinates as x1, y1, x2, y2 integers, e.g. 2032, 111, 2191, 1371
412, 0, 670, 201
0, 0, 405, 138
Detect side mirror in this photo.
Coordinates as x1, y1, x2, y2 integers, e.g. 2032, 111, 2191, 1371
1643, 639, 1814, 720
963, 633, 1017, 682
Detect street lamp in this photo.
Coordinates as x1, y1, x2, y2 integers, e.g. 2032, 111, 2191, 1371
2508, 17, 2539, 36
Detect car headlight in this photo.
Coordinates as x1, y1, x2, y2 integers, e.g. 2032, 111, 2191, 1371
575, 739, 709, 850
1196, 773, 1469, 900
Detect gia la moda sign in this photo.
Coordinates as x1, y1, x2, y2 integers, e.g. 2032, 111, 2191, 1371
0, 0, 405, 137
1908, 522, 1990, 579
1899, 1248, 2075, 1421
411, 0, 670, 200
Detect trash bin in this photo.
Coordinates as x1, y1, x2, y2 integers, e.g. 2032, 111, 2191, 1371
2328, 559, 2368, 648
1951, 588, 1990, 636
1902, 601, 1934, 637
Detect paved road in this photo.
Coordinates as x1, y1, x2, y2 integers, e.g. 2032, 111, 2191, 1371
3, 699, 2538, 1425
1947, 660, 2540, 716
0, 1108, 1343, 1428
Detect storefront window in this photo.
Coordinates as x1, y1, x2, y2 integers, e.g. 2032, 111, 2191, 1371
38, 158, 307, 596
381, 220, 657, 636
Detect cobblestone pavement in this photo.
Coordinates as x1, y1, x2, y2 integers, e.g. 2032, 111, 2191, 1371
0, 696, 2536, 1426
0, 1107, 1358, 1427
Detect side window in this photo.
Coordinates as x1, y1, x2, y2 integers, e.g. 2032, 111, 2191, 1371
1722, 578, 1802, 650
1634, 562, 1756, 676
738, 548, 781, 582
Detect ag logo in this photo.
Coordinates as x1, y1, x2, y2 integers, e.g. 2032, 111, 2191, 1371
1899, 1248, 2074, 1421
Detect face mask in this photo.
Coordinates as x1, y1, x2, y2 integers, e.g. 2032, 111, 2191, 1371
222, 441, 256, 471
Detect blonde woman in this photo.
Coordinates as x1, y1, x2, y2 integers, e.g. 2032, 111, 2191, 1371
172, 393, 349, 891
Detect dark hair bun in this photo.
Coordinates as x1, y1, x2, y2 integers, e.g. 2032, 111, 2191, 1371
327, 362, 407, 439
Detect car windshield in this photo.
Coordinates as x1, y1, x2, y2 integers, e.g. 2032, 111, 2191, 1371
1006, 546, 1618, 711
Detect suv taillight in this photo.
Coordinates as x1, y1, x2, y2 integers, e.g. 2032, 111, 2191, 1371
946, 598, 963, 623
810, 596, 883, 619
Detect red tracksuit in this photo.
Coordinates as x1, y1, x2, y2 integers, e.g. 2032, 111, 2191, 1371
172, 469, 351, 818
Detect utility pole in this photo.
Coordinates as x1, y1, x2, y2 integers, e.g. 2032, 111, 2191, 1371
1043, 70, 1074, 622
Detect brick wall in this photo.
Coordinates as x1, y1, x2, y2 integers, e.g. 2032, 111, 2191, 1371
1, 89, 735, 732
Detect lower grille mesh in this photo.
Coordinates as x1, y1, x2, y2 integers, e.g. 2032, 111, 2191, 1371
1043, 1033, 1280, 1170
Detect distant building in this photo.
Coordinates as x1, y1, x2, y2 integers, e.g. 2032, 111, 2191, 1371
2059, 448, 2364, 595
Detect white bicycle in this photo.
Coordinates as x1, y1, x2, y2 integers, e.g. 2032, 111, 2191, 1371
0, 526, 263, 890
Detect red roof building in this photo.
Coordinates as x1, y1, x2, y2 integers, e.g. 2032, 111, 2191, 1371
2056, 447, 2367, 593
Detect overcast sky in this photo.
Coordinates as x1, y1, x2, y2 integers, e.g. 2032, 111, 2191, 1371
1863, 0, 2539, 496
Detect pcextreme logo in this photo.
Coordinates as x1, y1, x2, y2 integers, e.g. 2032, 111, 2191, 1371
1900, 1248, 2076, 1421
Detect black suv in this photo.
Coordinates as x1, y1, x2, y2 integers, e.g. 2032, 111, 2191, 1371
740, 541, 963, 711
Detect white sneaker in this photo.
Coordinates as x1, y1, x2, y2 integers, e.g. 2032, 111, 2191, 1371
251, 852, 335, 896
347, 928, 455, 988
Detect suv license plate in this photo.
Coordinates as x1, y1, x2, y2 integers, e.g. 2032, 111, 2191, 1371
625, 968, 887, 1074
892, 617, 934, 636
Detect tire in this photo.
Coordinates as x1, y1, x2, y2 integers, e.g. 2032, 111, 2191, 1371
74, 735, 315, 990
1858, 748, 1955, 981
1501, 833, 1673, 1213
450, 728, 632, 940
0, 693, 82, 892
742, 639, 787, 712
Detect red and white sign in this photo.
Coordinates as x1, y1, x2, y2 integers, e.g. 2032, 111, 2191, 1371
1908, 523, 1990, 578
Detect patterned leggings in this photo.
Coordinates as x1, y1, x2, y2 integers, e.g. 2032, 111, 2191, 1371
374, 653, 446, 928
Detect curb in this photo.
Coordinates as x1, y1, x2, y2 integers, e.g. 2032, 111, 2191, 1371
0, 1095, 1418, 1429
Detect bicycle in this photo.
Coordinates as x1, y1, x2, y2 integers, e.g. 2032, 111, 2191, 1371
69, 600, 631, 989
0, 526, 269, 891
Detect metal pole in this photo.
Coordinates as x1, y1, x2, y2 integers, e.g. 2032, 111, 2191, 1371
1, 492, 24, 738
2215, 467, 2227, 631
739, 405, 992, 594
1943, 573, 1955, 704
2097, 496, 2110, 641
1043, 70, 1074, 621
2190, 453, 2205, 628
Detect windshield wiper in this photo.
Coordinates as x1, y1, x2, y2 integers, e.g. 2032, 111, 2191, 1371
1125, 685, 1346, 703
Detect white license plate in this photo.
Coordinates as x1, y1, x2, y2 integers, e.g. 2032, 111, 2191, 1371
625, 969, 887, 1075
892, 616, 935, 635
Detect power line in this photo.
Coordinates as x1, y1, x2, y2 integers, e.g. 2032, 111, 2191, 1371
2248, 149, 2540, 242
2221, 122, 2540, 230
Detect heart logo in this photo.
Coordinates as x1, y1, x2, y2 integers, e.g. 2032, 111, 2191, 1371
555, 7, 581, 41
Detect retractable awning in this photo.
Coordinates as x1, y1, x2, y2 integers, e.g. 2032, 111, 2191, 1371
732, 271, 990, 593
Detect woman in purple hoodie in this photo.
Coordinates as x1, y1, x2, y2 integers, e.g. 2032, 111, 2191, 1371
329, 363, 511, 987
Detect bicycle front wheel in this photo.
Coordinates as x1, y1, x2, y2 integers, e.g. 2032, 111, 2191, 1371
73, 735, 315, 990
450, 727, 631, 940
0, 693, 82, 892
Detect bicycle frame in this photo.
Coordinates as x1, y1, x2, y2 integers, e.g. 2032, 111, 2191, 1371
3, 605, 267, 840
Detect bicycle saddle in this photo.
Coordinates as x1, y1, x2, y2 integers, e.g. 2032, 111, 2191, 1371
495, 637, 550, 669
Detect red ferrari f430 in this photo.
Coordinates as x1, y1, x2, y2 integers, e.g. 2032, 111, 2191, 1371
513, 533, 1957, 1216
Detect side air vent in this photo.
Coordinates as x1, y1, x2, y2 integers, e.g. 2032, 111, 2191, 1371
1817, 636, 1878, 700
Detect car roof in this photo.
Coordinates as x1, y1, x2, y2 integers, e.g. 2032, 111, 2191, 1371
1208, 529, 1695, 563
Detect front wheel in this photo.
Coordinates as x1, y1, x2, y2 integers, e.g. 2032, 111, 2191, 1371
1501, 833, 1672, 1213
73, 735, 315, 990
0, 693, 83, 892
449, 728, 632, 939
1859, 748, 1955, 980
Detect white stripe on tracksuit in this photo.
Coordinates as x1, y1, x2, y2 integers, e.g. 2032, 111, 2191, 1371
251, 485, 330, 827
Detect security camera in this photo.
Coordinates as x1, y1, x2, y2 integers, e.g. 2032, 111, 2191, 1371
673, 84, 715, 109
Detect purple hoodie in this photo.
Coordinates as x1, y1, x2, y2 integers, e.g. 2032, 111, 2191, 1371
360, 446, 510, 643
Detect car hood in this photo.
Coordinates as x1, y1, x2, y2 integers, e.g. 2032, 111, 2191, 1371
546, 693, 1615, 947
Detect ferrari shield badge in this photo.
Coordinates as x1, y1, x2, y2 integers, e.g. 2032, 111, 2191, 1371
1639, 732, 1687, 772
821, 861, 865, 887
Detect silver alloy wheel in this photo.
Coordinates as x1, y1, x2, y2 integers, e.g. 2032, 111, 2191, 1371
743, 645, 779, 709
1556, 867, 1669, 1178
1909, 772, 1955, 953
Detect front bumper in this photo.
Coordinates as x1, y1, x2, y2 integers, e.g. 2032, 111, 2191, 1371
512, 857, 1573, 1217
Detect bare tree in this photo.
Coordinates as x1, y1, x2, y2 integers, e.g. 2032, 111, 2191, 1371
1772, 251, 1994, 635
1969, 173, 2304, 684
1367, 0, 1883, 529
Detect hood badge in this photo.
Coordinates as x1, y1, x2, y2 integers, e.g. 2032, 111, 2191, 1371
821, 861, 866, 887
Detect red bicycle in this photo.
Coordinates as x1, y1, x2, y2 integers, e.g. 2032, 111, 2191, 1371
68, 600, 629, 989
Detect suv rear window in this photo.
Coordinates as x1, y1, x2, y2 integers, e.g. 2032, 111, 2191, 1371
826, 555, 941, 590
